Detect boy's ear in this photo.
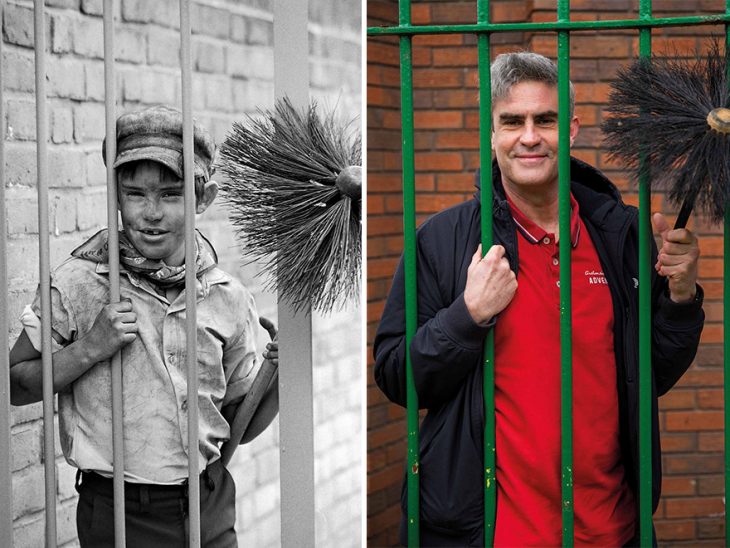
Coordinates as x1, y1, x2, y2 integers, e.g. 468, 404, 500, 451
196, 180, 218, 214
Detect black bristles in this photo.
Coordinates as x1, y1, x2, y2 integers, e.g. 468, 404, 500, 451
602, 40, 730, 225
217, 98, 361, 314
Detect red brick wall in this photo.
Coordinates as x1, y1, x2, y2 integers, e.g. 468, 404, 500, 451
367, 1, 727, 545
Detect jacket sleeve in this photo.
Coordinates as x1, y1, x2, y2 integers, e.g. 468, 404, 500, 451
651, 281, 704, 396
373, 228, 489, 409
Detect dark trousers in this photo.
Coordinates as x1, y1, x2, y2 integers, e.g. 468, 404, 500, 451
75, 459, 237, 548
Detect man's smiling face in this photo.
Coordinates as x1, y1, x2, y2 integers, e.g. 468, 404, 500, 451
492, 81, 579, 197
118, 160, 188, 267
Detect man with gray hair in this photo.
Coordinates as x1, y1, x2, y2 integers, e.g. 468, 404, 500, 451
374, 51, 704, 546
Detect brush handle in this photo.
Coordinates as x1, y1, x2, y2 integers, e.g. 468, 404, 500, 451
673, 193, 696, 229
220, 358, 279, 467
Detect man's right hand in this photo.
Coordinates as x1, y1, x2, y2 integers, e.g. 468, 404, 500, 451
464, 244, 518, 326
82, 300, 138, 362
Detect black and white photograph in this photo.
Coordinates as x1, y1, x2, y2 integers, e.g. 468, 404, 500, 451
1, 0, 361, 546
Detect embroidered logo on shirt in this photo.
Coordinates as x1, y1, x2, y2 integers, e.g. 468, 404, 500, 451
585, 270, 608, 285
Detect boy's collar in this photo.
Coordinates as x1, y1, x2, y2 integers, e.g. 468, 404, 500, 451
93, 261, 231, 308
71, 228, 218, 286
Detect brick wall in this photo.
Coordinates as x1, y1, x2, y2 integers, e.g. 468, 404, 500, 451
4, 0, 361, 546
367, 0, 726, 545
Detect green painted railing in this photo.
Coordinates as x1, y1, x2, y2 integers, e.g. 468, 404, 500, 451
637, 4, 653, 546
475, 0, 496, 544
556, 1, 573, 545
369, 1, 730, 547
397, 0, 420, 544
725, 7, 730, 548
368, 13, 730, 35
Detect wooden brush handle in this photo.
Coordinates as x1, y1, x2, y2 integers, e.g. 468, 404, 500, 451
220, 359, 279, 467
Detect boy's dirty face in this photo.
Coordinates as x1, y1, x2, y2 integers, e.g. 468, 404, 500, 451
118, 161, 189, 266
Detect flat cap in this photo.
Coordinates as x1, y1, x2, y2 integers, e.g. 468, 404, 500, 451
103, 105, 215, 181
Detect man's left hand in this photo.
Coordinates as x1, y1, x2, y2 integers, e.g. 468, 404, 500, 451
653, 212, 700, 303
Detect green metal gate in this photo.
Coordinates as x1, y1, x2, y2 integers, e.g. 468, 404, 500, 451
368, 2, 730, 546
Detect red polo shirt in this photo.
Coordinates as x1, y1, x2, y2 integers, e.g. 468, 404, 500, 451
493, 195, 636, 547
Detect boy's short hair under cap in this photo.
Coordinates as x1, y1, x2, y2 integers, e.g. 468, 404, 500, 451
102, 105, 215, 181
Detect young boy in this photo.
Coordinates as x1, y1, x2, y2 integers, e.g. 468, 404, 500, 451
9, 105, 277, 547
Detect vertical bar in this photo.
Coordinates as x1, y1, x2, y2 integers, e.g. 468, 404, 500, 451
397, 0, 419, 545
273, 1, 315, 546
476, 1, 495, 546
34, 1, 58, 545
0, 0, 14, 544
102, 2, 126, 546
179, 1, 201, 546
556, 1, 573, 547
725, 203, 730, 548
722, 5, 730, 548
637, 1, 653, 546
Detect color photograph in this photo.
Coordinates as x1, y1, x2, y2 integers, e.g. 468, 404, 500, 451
367, 1, 726, 546
1, 0, 361, 546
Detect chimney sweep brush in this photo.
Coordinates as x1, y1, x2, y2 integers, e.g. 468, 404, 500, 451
602, 40, 730, 228
217, 98, 361, 314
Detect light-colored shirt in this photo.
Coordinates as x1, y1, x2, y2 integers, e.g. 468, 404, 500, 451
31, 256, 260, 484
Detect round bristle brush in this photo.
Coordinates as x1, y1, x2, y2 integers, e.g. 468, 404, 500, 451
217, 98, 361, 314
602, 40, 730, 228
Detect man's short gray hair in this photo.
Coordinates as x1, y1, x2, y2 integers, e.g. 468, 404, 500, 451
491, 52, 575, 117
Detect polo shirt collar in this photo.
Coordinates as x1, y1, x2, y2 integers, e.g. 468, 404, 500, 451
506, 192, 581, 248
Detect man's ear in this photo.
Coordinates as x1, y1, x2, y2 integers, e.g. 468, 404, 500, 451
569, 115, 580, 148
196, 180, 219, 214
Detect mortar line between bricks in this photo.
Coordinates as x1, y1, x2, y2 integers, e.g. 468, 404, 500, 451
308, 22, 359, 44
311, 56, 361, 68
8, 0, 274, 26
5, 142, 102, 155
11, 511, 46, 528
4, 29, 279, 61
190, 0, 273, 21
7, 0, 69, 14
3, 48, 281, 84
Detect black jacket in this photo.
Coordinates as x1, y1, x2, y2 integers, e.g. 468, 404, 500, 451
374, 158, 705, 545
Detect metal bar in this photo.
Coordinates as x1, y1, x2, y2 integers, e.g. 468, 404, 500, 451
0, 0, 13, 543
34, 1, 58, 545
396, 0, 419, 545
273, 1, 315, 546
179, 1, 200, 546
637, 1, 653, 546
556, 2, 573, 546
367, 14, 730, 36
722, 5, 730, 548
476, 1, 495, 546
725, 205, 730, 548
276, 308, 314, 546
102, 2, 126, 546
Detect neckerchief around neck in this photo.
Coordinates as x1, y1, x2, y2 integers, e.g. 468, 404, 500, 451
71, 229, 218, 287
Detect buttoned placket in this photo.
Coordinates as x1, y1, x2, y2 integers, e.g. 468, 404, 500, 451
112, 265, 232, 463
164, 293, 192, 456
537, 234, 562, 305
119, 268, 195, 455
143, 271, 226, 459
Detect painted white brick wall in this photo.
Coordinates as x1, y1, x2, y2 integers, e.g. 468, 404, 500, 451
4, 0, 361, 545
